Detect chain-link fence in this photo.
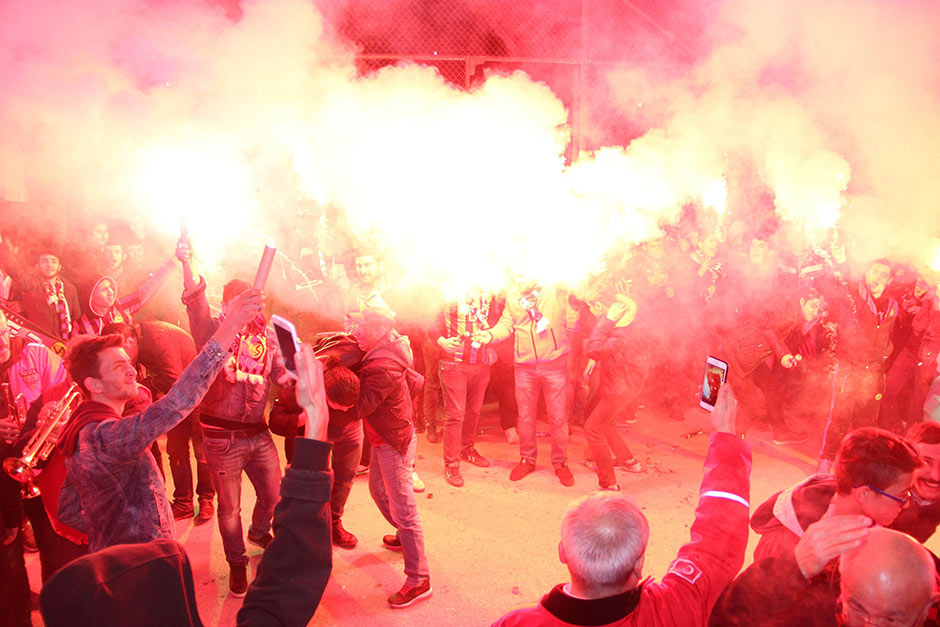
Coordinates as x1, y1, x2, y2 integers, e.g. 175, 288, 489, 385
312, 0, 703, 162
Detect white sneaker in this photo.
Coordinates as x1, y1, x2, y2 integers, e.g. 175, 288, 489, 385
505, 427, 519, 444
412, 470, 426, 493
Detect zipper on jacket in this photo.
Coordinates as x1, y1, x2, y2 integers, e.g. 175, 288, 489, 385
550, 329, 558, 351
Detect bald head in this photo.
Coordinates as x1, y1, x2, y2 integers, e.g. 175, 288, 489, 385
839, 527, 937, 626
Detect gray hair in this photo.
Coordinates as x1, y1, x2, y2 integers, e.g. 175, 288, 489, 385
560, 493, 650, 595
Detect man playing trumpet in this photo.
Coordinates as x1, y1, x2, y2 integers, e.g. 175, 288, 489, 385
0, 308, 67, 626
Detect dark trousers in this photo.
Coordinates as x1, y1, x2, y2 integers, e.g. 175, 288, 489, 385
584, 393, 636, 487
421, 338, 442, 433
731, 361, 786, 432
492, 341, 518, 430
0, 531, 30, 627
820, 363, 885, 460
909, 358, 938, 424
440, 361, 491, 466
285, 420, 363, 526
326, 420, 363, 526
23, 496, 87, 583
881, 349, 918, 433
166, 408, 215, 507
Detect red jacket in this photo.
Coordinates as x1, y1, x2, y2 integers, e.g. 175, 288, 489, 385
492, 433, 752, 627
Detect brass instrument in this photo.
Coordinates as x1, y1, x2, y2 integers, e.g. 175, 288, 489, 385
1, 381, 27, 425
1, 382, 27, 447
3, 383, 82, 498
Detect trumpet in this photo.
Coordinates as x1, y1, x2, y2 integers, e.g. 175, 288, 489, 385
3, 383, 82, 498
1, 382, 27, 436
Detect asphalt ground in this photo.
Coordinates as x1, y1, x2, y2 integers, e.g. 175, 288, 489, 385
26, 402, 940, 626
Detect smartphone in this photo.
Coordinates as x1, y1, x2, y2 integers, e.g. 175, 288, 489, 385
700, 356, 729, 412
271, 314, 300, 379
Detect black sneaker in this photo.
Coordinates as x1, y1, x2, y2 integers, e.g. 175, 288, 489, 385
459, 447, 490, 468
332, 523, 358, 549
247, 532, 273, 550
229, 562, 248, 597
172, 501, 194, 521
426, 429, 441, 444
445, 464, 464, 487
194, 499, 214, 524
383, 534, 403, 552
388, 578, 432, 608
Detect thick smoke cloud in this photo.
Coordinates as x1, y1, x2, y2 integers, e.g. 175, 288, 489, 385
605, 0, 940, 269
2, 0, 939, 320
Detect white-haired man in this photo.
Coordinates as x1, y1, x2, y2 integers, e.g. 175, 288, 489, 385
492, 384, 751, 626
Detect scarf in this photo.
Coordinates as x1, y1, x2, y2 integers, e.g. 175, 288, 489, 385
42, 277, 72, 340
859, 283, 899, 323
76, 306, 130, 337
221, 314, 269, 384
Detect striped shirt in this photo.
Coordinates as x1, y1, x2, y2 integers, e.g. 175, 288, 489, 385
438, 295, 493, 364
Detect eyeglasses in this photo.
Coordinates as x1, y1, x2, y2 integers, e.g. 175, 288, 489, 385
840, 597, 916, 627
864, 484, 912, 506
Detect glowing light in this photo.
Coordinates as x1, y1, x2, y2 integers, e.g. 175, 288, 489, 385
131, 142, 258, 267
928, 240, 940, 274
766, 149, 850, 230
701, 178, 727, 214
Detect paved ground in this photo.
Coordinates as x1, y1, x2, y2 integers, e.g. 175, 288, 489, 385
25, 402, 940, 626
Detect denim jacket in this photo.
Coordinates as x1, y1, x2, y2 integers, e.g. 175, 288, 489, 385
182, 278, 286, 424
58, 338, 228, 552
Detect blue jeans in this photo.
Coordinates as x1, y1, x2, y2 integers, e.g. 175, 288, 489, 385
369, 433, 429, 585
514, 356, 569, 468
440, 361, 491, 465
204, 431, 282, 565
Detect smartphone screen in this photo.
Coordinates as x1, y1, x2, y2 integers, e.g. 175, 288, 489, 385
700, 356, 729, 411
271, 315, 300, 378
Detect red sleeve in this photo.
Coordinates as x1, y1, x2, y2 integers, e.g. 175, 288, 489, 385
641, 432, 752, 625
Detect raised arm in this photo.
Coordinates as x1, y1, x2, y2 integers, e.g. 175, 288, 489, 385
654, 385, 753, 624
89, 289, 263, 464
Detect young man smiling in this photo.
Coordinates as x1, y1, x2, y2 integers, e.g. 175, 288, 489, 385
56, 286, 262, 554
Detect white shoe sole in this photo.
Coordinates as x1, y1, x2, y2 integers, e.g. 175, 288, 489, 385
388, 587, 433, 608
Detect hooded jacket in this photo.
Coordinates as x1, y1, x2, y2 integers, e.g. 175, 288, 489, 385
73, 263, 174, 337
356, 332, 424, 456
751, 473, 940, 562
56, 338, 228, 552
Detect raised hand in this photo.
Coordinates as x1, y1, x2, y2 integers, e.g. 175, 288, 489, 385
794, 504, 872, 580
295, 343, 328, 441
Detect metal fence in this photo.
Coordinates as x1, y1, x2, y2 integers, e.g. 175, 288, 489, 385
313, 0, 699, 162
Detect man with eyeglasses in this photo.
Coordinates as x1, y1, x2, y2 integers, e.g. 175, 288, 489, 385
712, 428, 925, 624
749, 427, 921, 562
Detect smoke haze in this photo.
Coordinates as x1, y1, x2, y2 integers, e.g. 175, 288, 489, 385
1, 0, 939, 315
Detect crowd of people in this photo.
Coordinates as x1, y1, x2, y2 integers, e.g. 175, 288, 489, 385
0, 200, 939, 625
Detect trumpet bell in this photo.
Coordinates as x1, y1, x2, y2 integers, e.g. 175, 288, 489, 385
3, 456, 35, 484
